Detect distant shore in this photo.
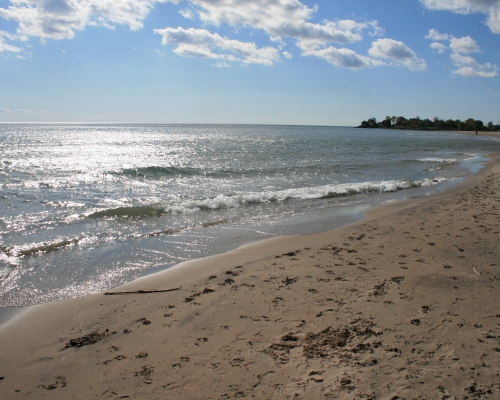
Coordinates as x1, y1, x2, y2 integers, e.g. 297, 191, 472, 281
1, 145, 500, 398
357, 125, 500, 134
357, 116, 499, 132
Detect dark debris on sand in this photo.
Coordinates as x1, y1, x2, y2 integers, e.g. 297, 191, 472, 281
264, 319, 382, 365
65, 330, 106, 348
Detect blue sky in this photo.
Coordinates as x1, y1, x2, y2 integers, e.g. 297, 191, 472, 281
0, 0, 499, 125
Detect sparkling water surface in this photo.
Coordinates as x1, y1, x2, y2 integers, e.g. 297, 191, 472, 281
1, 124, 499, 307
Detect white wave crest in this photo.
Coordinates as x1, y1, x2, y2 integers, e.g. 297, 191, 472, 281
418, 158, 458, 164
165, 178, 447, 213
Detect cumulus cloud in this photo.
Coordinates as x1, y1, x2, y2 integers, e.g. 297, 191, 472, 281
0, 0, 426, 72
430, 42, 448, 53
421, 0, 500, 33
154, 27, 280, 65
450, 51, 498, 77
368, 38, 427, 70
158, 1, 422, 71
425, 28, 452, 41
425, 28, 498, 77
182, 0, 379, 51
449, 36, 480, 53
166, 0, 388, 72
451, 52, 498, 77
303, 46, 374, 69
426, 29, 480, 54
0, 0, 166, 41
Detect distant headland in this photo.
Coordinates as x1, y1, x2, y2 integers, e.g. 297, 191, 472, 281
358, 116, 499, 131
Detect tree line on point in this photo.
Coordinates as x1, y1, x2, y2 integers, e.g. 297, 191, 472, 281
358, 116, 499, 131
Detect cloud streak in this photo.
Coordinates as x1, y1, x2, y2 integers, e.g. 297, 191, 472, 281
0, 31, 22, 52
154, 27, 280, 65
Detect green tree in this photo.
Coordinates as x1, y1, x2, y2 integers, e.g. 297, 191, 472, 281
465, 118, 476, 130
474, 120, 484, 131
487, 121, 494, 131
423, 118, 433, 128
445, 119, 456, 130
382, 116, 392, 128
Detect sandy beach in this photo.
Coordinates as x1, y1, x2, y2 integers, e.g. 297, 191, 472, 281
1, 149, 500, 399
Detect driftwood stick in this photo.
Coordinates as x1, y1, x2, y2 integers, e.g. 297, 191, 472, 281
104, 288, 181, 295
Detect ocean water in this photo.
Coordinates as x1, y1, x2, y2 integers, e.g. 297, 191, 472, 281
1, 124, 500, 308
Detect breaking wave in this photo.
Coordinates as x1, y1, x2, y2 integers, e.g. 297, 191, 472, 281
87, 177, 449, 219
418, 158, 458, 164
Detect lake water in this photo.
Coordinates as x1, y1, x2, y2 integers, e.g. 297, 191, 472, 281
1, 124, 499, 307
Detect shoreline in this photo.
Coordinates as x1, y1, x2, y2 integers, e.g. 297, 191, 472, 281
0, 156, 480, 324
1, 150, 499, 398
2, 127, 498, 310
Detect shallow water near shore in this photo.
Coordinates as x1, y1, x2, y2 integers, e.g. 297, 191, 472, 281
1, 124, 499, 309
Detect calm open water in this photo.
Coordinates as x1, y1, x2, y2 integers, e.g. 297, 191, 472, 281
1, 124, 499, 307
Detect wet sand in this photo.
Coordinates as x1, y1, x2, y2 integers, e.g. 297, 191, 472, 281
1, 152, 499, 399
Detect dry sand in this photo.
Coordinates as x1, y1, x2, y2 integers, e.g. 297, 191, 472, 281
1, 153, 500, 399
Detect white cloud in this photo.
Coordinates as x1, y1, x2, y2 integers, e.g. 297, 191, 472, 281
0, 0, 167, 41
159, 1, 421, 71
368, 38, 427, 71
154, 27, 280, 65
303, 46, 373, 69
212, 61, 230, 67
425, 28, 497, 77
450, 51, 498, 77
179, 8, 194, 19
182, 0, 379, 50
430, 41, 448, 53
0, 32, 22, 52
425, 28, 452, 41
0, 0, 427, 73
449, 36, 480, 53
421, 0, 500, 33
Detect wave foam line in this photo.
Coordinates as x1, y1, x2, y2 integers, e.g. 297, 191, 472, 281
176, 177, 448, 211
85, 177, 449, 219
417, 158, 458, 164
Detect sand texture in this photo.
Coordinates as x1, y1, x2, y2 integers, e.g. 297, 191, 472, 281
1, 154, 500, 399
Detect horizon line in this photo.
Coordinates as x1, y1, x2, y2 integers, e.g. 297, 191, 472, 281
0, 122, 354, 128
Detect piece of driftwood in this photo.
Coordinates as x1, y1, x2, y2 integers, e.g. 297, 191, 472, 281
103, 288, 181, 295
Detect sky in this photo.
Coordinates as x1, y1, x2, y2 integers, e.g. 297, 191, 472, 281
0, 0, 499, 126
